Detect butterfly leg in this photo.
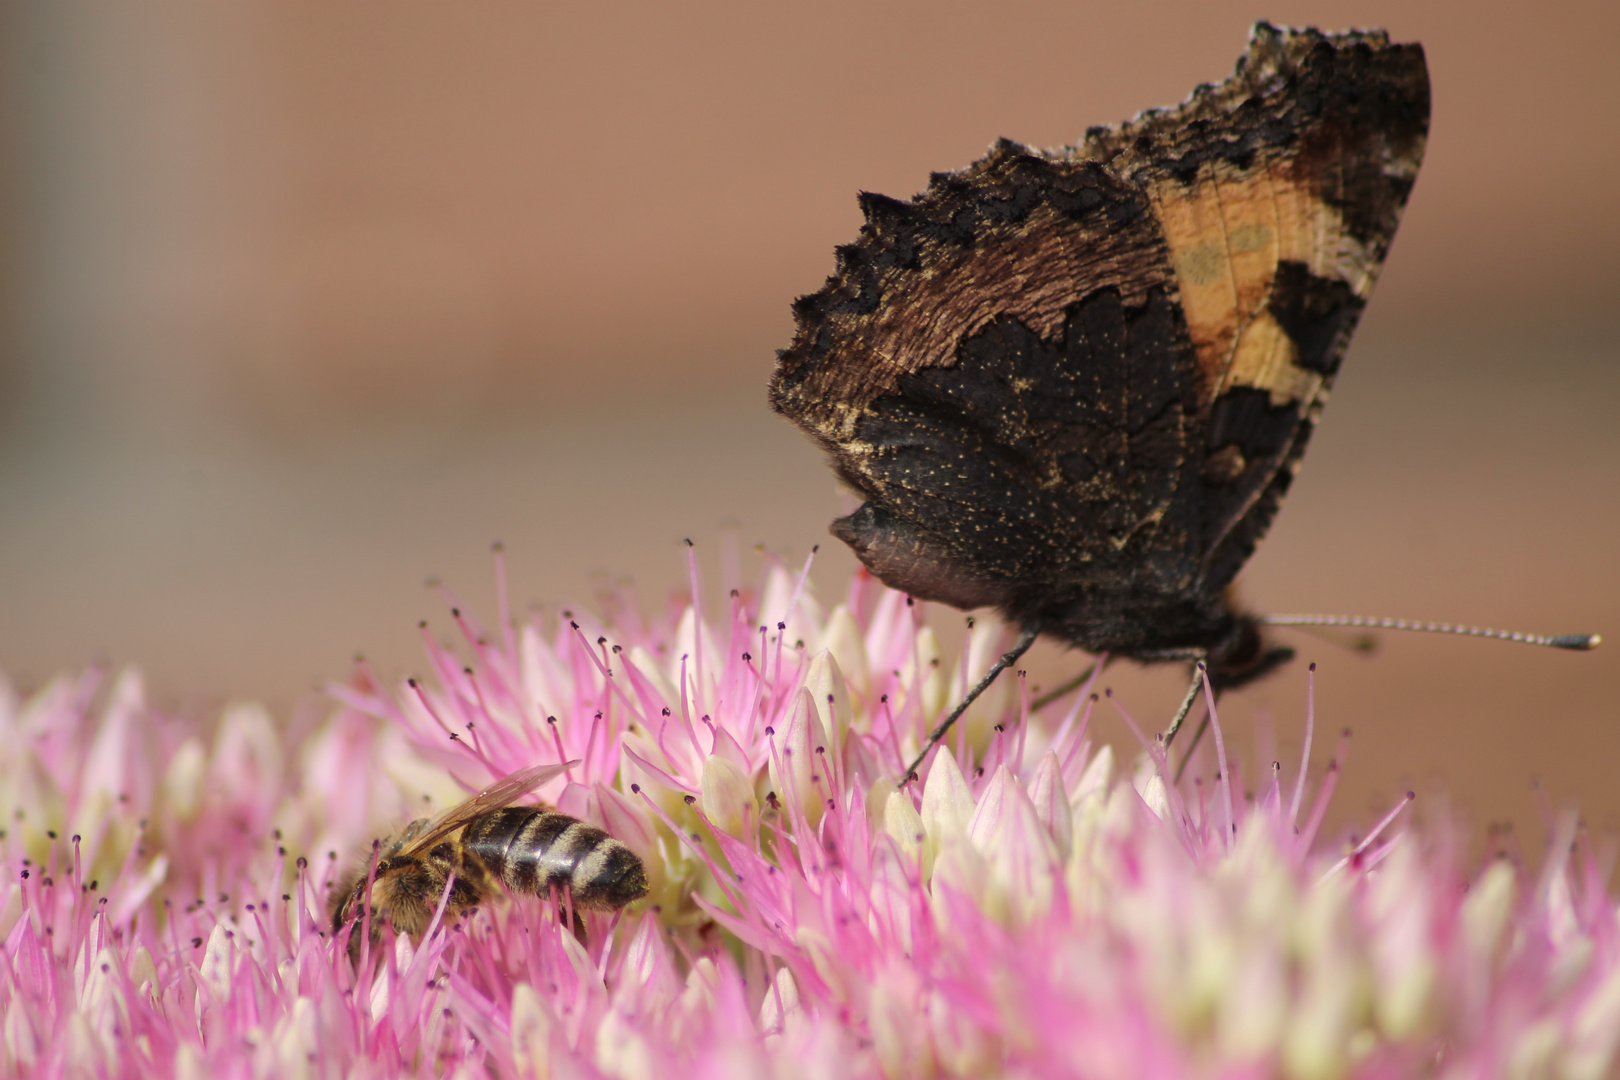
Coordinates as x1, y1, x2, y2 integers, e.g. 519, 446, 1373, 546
1160, 663, 1206, 750
899, 624, 1040, 787
1172, 712, 1214, 784
1028, 655, 1110, 712
1160, 663, 1223, 785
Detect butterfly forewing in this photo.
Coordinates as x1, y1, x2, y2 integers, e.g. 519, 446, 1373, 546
770, 23, 1428, 666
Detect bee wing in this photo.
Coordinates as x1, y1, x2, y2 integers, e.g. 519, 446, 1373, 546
394, 762, 576, 859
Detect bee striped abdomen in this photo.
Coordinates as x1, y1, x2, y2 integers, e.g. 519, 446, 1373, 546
462, 806, 648, 910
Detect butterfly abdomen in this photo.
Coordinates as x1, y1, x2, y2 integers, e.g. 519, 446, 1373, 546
461, 806, 649, 911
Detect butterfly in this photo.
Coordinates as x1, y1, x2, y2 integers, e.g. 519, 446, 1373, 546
769, 23, 1429, 750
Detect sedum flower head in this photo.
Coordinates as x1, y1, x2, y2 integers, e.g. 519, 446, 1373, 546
2, 556, 1618, 1078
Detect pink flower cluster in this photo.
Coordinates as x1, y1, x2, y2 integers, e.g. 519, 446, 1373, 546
3, 553, 1618, 1078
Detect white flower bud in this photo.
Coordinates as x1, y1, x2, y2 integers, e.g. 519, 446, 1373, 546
767, 688, 828, 827
897, 627, 946, 723
920, 750, 974, 849
819, 605, 870, 701
1028, 752, 1073, 858
883, 789, 928, 877
802, 649, 853, 762
1460, 859, 1515, 963
700, 755, 758, 839
162, 739, 208, 820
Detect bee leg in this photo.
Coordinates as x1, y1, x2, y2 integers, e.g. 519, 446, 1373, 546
341, 903, 387, 970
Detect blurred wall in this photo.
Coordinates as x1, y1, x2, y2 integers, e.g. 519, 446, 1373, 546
1, 1, 1616, 841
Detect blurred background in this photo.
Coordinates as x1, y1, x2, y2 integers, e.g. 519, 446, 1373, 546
1, 1, 1615, 847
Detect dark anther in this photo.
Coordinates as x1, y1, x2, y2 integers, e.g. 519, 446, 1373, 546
683, 795, 696, 806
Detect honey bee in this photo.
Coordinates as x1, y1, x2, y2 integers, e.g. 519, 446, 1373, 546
331, 763, 649, 960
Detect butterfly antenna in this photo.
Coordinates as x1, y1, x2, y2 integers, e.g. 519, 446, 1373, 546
898, 625, 1040, 788
1260, 615, 1599, 651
